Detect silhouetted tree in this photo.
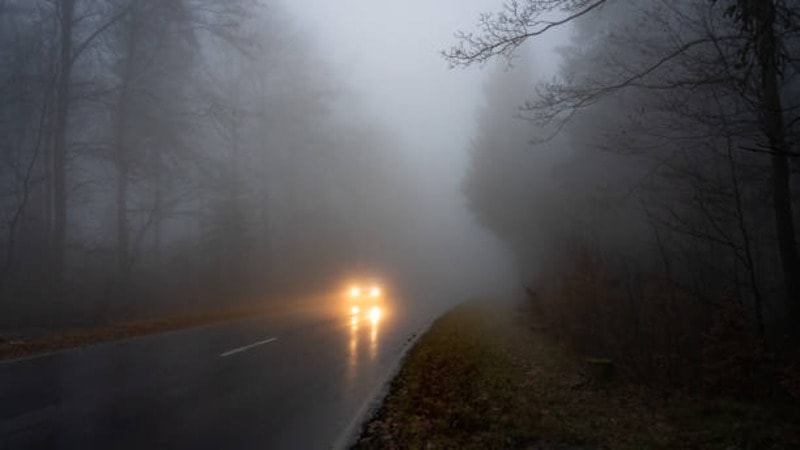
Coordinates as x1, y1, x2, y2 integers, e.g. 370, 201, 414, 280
447, 0, 799, 335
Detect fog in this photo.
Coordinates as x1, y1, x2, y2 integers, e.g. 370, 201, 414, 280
0, 0, 522, 331
280, 0, 553, 301
2, 0, 799, 376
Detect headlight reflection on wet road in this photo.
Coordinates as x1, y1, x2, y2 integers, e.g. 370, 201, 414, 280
369, 308, 379, 360
346, 307, 382, 390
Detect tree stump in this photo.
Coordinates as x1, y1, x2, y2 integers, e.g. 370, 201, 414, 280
585, 358, 615, 386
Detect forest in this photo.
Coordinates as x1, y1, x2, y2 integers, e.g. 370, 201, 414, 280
451, 0, 800, 396
0, 0, 427, 331
4, 0, 799, 399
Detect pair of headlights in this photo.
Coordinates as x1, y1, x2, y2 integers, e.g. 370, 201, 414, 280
349, 286, 380, 297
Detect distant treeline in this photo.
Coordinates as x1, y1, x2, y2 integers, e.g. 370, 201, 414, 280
0, 0, 414, 329
452, 0, 800, 398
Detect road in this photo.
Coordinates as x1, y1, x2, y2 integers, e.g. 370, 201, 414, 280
0, 299, 438, 449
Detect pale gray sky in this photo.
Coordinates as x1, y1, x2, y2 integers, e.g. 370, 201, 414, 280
283, 0, 493, 176
282, 0, 567, 182
281, 0, 570, 295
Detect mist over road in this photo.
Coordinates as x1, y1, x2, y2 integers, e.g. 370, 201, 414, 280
0, 298, 443, 449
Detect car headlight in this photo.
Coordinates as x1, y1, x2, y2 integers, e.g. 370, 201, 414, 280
370, 287, 381, 297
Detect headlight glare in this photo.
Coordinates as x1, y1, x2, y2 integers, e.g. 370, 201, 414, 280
369, 306, 381, 322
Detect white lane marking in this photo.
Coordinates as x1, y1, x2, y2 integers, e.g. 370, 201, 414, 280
219, 337, 278, 357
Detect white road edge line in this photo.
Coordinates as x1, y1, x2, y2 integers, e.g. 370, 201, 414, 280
219, 337, 278, 357
331, 316, 436, 450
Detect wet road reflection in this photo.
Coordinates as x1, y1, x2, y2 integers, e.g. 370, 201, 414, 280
346, 307, 382, 391
0, 304, 425, 449
370, 310, 379, 360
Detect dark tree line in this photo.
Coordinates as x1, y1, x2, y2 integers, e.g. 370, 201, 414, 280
0, 0, 415, 329
450, 0, 800, 395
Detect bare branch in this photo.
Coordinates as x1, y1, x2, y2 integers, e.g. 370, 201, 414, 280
443, 0, 608, 67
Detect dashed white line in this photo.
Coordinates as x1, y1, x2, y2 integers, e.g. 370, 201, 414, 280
219, 337, 278, 357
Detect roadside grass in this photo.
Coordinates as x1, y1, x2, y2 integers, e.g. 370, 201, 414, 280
0, 306, 266, 361
355, 302, 800, 449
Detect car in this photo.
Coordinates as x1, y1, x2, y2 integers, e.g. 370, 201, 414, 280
346, 282, 384, 321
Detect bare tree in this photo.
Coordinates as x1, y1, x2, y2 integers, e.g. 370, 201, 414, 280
721, 0, 800, 330
50, 0, 75, 285
445, 0, 799, 328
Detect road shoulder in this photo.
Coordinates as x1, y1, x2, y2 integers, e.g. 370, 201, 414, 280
354, 301, 800, 449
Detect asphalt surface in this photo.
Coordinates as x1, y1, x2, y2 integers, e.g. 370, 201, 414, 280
0, 301, 435, 449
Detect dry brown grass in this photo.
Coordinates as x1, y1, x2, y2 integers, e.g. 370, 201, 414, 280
355, 301, 800, 449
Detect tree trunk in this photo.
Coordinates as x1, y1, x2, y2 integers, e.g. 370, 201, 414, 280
114, 15, 137, 291
115, 144, 130, 285
51, 0, 75, 285
757, 0, 800, 332
153, 151, 163, 267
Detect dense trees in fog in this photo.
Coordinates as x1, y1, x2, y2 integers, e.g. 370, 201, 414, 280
451, 0, 800, 393
0, 0, 414, 328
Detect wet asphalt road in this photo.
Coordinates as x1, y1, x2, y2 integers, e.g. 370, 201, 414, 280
0, 303, 434, 449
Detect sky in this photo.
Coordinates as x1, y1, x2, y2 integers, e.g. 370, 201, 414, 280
279, 0, 503, 294
280, 0, 571, 297
281, 0, 569, 199
277, 0, 573, 298
283, 0, 491, 182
